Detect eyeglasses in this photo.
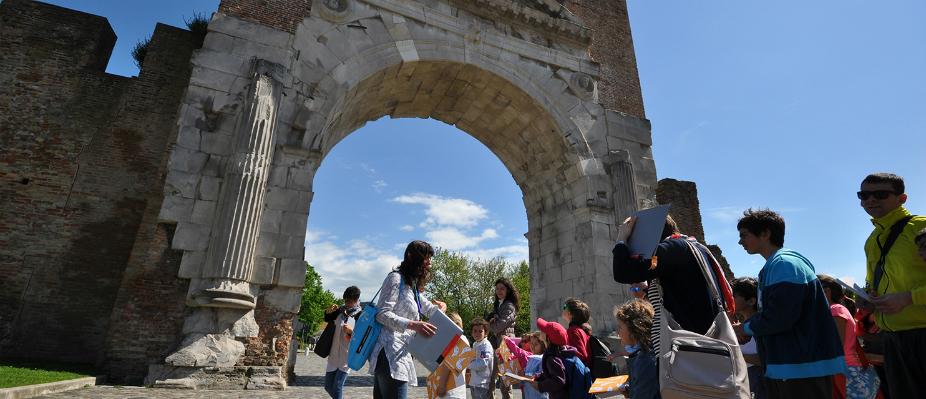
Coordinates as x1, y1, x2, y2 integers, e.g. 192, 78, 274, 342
857, 190, 897, 200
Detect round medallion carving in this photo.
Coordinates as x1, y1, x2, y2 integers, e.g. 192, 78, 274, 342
568, 72, 597, 101
315, 0, 352, 23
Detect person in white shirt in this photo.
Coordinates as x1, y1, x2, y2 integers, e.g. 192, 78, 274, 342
470, 318, 494, 399
370, 240, 447, 399
324, 286, 362, 399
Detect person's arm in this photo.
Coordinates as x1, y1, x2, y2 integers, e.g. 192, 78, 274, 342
742, 262, 807, 337
536, 356, 566, 393
833, 315, 847, 348
613, 239, 687, 284
418, 290, 440, 318
490, 302, 516, 336
504, 336, 530, 369
323, 304, 340, 323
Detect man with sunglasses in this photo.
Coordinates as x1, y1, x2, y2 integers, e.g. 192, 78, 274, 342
859, 172, 926, 398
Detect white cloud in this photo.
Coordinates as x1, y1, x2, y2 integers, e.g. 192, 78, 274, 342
392, 193, 488, 228
399, 225, 415, 232
372, 179, 388, 192
427, 227, 498, 250
461, 244, 529, 264
305, 235, 401, 300
707, 206, 745, 223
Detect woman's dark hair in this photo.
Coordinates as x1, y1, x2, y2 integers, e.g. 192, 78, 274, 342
493, 277, 520, 311
730, 277, 758, 311
817, 274, 857, 315
398, 240, 434, 290
564, 297, 590, 325
737, 208, 785, 247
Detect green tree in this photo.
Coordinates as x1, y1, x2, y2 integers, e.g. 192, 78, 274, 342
509, 260, 532, 336
298, 262, 338, 335
427, 249, 530, 338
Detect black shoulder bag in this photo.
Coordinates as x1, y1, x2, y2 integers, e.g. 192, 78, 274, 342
871, 215, 915, 294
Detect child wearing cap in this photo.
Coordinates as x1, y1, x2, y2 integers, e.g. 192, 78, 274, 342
528, 318, 578, 399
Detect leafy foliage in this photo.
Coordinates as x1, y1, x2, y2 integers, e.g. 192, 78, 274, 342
184, 12, 210, 48
130, 37, 150, 69
427, 250, 532, 338
298, 262, 338, 335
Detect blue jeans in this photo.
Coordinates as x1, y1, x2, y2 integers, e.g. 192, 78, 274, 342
373, 349, 408, 399
324, 369, 348, 399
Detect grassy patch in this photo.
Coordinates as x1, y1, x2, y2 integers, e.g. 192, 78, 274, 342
0, 361, 93, 389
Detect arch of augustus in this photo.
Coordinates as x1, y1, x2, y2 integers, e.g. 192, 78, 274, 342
0, 0, 677, 389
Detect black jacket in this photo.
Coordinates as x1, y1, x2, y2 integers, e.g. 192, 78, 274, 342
612, 237, 722, 335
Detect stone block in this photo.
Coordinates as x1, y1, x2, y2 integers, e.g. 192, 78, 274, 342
159, 194, 194, 223
256, 231, 281, 257
286, 167, 313, 191
200, 131, 234, 156
262, 286, 302, 313
209, 13, 293, 50
277, 258, 307, 288
168, 147, 210, 174
280, 211, 308, 236
276, 234, 305, 259
176, 125, 201, 150
259, 210, 283, 233
190, 200, 217, 225
251, 256, 277, 286
172, 222, 211, 251
198, 176, 222, 201
178, 250, 205, 279
189, 65, 245, 94
166, 170, 200, 199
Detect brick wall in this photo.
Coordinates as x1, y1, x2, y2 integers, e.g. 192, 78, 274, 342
218, 0, 311, 34
0, 0, 196, 377
564, 0, 645, 118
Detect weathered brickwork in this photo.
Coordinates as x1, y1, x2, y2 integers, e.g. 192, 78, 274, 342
657, 178, 734, 279
0, 0, 195, 373
218, 0, 312, 34
564, 0, 645, 118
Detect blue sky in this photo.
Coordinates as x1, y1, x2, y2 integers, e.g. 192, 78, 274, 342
47, 1, 926, 298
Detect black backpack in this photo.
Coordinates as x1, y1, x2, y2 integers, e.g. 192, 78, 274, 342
588, 335, 618, 378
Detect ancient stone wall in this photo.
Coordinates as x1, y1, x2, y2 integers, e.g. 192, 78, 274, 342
0, 0, 196, 371
656, 178, 734, 279
564, 0, 645, 118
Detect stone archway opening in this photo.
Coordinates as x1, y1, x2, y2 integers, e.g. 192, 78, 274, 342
148, 0, 657, 389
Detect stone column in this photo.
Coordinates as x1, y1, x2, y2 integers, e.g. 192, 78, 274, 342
191, 59, 284, 310
148, 59, 288, 389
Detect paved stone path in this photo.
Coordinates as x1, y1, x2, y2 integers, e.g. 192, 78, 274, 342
37, 352, 524, 398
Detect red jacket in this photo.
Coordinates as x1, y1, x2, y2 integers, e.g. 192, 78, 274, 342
566, 324, 590, 366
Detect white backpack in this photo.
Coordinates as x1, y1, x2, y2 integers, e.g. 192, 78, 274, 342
655, 240, 750, 399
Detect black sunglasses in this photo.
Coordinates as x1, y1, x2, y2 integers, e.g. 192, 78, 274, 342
857, 190, 897, 200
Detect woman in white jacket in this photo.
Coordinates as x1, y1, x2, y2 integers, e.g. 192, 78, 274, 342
370, 240, 446, 399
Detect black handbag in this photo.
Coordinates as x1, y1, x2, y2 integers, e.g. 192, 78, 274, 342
313, 317, 337, 358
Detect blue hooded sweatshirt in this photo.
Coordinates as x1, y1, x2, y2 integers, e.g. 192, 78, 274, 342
743, 249, 846, 379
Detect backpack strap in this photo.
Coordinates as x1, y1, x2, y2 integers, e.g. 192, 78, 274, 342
683, 239, 735, 315
871, 215, 915, 294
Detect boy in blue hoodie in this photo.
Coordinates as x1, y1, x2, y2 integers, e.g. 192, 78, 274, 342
733, 209, 845, 398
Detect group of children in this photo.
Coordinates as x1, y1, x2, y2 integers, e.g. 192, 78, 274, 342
427, 296, 658, 399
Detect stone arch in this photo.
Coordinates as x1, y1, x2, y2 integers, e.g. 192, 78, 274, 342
150, 0, 657, 388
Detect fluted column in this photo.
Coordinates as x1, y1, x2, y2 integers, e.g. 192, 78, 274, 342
195, 59, 284, 310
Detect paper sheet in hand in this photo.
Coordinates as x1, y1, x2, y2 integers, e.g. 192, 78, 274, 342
835, 278, 873, 302
408, 310, 464, 372
627, 205, 671, 258
503, 372, 534, 382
